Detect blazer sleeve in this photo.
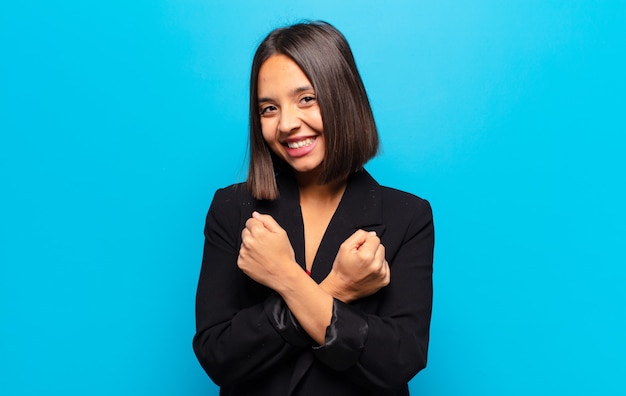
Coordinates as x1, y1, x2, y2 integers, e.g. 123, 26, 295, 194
192, 187, 311, 387
312, 197, 434, 392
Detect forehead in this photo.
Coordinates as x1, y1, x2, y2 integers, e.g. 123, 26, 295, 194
257, 55, 312, 96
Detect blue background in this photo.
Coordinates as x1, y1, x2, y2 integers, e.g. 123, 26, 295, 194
1, 1, 625, 395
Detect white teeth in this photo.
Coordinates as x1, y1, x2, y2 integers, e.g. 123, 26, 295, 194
286, 137, 315, 149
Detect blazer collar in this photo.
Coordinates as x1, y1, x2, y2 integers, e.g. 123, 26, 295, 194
270, 170, 386, 393
333, 169, 386, 237
272, 168, 386, 237
272, 169, 386, 281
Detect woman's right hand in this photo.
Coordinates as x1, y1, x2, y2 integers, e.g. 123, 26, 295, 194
320, 230, 390, 303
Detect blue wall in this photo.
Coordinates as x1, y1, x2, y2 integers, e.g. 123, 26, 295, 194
1, 1, 625, 395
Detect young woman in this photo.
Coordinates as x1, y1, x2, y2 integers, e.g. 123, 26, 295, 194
193, 21, 434, 395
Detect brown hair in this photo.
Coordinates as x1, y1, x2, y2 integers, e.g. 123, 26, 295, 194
247, 21, 379, 200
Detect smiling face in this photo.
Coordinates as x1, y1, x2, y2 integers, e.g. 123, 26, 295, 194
257, 54, 325, 181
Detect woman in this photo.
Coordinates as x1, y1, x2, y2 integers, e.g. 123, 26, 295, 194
193, 21, 434, 395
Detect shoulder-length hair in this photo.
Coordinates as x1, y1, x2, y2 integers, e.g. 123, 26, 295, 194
247, 21, 379, 200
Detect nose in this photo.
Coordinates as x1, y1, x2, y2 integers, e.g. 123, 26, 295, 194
278, 105, 301, 134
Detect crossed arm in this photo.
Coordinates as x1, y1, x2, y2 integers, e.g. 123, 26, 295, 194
194, 190, 433, 390
237, 211, 390, 345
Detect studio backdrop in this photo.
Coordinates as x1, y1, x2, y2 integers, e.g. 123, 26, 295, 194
1, 1, 625, 395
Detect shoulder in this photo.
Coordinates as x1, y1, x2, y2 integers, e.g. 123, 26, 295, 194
210, 182, 254, 208
379, 185, 432, 216
204, 182, 254, 234
375, 182, 434, 236
355, 170, 431, 217
376, 184, 434, 255
347, 170, 433, 225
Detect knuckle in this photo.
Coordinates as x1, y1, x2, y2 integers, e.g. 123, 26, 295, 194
361, 250, 374, 262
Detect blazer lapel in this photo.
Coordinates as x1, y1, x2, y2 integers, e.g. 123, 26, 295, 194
261, 170, 385, 281
310, 170, 385, 282
265, 170, 384, 394
257, 172, 307, 272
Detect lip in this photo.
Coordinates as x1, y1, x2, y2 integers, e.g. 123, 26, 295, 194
282, 136, 318, 158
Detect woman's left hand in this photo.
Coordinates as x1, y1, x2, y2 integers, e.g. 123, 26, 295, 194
238, 211, 298, 290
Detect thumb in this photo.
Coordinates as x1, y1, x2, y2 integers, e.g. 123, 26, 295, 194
252, 211, 282, 232
343, 229, 374, 250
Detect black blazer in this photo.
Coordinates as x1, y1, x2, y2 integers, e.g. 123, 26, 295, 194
193, 170, 434, 395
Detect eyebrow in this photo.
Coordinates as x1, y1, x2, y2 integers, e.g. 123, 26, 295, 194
257, 85, 314, 103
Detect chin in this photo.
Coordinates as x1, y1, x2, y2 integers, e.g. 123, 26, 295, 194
293, 162, 322, 173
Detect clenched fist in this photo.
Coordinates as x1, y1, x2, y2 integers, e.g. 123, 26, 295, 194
321, 229, 390, 303
238, 212, 298, 291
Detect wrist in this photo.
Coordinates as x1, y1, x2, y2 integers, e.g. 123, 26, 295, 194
320, 272, 353, 303
272, 261, 308, 295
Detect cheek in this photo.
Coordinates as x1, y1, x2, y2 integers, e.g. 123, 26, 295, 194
311, 110, 324, 133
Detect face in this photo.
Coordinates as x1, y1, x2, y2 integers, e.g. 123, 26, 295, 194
257, 54, 325, 180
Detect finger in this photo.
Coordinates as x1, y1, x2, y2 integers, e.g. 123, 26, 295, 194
373, 243, 386, 263
252, 211, 283, 233
357, 233, 381, 255
245, 218, 267, 236
343, 229, 371, 250
245, 217, 260, 229
240, 229, 253, 251
368, 245, 386, 274
241, 227, 250, 242
382, 260, 391, 286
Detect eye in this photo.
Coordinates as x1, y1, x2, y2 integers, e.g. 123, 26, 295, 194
259, 104, 277, 115
300, 95, 316, 105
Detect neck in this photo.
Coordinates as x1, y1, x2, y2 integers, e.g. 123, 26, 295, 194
295, 172, 347, 206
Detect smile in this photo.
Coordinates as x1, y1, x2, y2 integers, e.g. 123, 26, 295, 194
285, 137, 316, 149
281, 136, 319, 158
